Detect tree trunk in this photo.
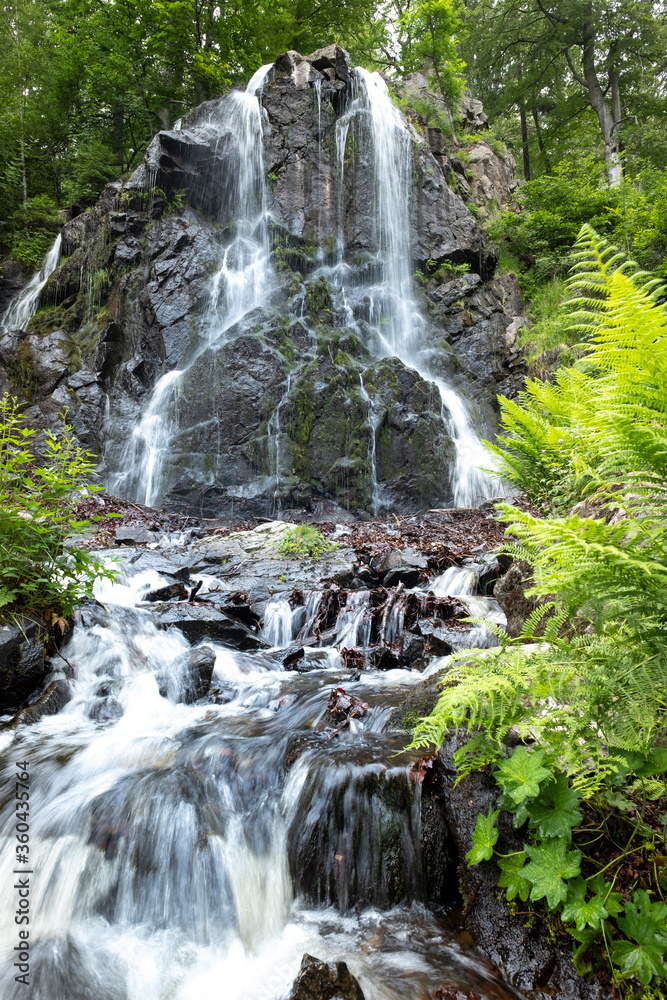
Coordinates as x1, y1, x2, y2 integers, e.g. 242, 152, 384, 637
517, 63, 530, 180
580, 2, 621, 186
519, 107, 530, 180
531, 108, 550, 171
19, 93, 27, 210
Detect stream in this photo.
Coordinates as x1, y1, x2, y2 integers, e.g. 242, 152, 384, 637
0, 532, 521, 1000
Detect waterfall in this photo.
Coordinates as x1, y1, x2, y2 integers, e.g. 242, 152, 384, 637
2, 235, 62, 331
109, 68, 274, 507
351, 69, 498, 506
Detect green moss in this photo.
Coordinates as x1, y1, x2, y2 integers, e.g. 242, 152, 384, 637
8, 343, 35, 401
305, 275, 333, 317
278, 524, 337, 559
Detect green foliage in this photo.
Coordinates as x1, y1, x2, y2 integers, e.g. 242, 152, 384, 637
0, 395, 116, 617
11, 195, 62, 268
277, 524, 337, 560
613, 893, 667, 985
412, 229, 667, 989
466, 805, 499, 863
522, 838, 581, 908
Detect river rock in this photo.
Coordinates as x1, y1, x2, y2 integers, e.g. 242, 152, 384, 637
0, 617, 46, 713
7, 676, 71, 728
115, 525, 157, 545
153, 603, 268, 649
287, 954, 365, 1000
493, 561, 538, 637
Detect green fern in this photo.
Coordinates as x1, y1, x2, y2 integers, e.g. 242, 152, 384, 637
413, 226, 667, 795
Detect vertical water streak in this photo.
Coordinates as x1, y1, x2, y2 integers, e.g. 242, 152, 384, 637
359, 375, 381, 516
110, 68, 275, 506
354, 69, 498, 505
2, 234, 62, 330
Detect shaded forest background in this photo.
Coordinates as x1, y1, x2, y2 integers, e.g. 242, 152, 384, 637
0, 0, 666, 286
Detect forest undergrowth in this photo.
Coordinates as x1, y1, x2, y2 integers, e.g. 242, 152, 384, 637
413, 227, 667, 998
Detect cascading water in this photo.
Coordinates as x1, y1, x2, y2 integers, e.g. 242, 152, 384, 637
1, 235, 62, 331
0, 557, 518, 1000
109, 68, 275, 507
344, 69, 498, 506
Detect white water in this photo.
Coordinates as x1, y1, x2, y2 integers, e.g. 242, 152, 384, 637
107, 60, 501, 512
110, 69, 275, 507
2, 235, 62, 330
0, 564, 516, 1000
350, 69, 498, 506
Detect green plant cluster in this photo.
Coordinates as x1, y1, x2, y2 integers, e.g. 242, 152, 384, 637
412, 227, 667, 994
0, 395, 116, 618
277, 524, 337, 560
469, 747, 667, 985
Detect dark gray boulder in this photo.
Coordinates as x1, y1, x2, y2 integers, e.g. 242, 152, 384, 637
0, 618, 46, 713
6, 676, 71, 728
154, 602, 268, 649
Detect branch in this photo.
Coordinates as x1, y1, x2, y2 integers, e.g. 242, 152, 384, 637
565, 48, 586, 87
535, 0, 567, 25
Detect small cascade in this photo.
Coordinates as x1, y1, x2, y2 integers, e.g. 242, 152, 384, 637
267, 372, 293, 512
431, 564, 479, 598
359, 374, 381, 515
1, 234, 62, 330
334, 591, 373, 648
263, 597, 294, 647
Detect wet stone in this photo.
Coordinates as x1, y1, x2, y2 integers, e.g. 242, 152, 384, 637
287, 954, 365, 1000
7, 677, 71, 728
153, 603, 268, 649
115, 525, 157, 545
0, 617, 46, 712
325, 687, 369, 722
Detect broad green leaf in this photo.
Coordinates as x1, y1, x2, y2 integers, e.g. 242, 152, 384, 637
635, 747, 667, 777
523, 840, 581, 908
561, 877, 608, 931
497, 852, 530, 901
495, 746, 551, 805
497, 792, 529, 827
616, 890, 667, 948
611, 940, 667, 986
466, 806, 499, 865
526, 773, 582, 840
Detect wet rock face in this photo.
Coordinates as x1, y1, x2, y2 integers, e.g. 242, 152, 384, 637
287, 954, 365, 1000
0, 45, 525, 518
0, 618, 46, 714
438, 733, 605, 999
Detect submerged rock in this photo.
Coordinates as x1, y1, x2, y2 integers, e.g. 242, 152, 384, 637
287, 954, 365, 1000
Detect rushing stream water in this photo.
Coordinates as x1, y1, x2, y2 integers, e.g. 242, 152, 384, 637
0, 58, 515, 1000
0, 543, 519, 1000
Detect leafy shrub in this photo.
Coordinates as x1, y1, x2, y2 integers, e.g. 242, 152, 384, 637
278, 524, 337, 560
11, 194, 62, 269
487, 159, 619, 281
0, 395, 116, 617
412, 227, 667, 990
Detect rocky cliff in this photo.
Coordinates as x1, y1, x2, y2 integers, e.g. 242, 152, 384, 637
0, 46, 525, 519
